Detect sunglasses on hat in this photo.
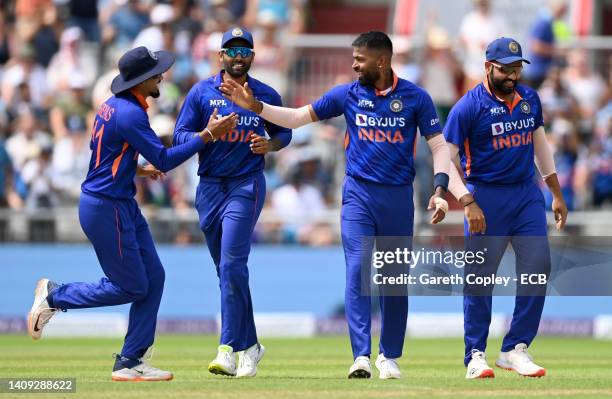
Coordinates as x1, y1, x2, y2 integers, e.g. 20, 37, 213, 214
222, 47, 254, 58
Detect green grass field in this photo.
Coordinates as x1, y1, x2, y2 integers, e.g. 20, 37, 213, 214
1, 335, 611, 399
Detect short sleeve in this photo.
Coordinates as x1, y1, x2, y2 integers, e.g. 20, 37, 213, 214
311, 84, 350, 120
416, 89, 442, 136
443, 96, 474, 148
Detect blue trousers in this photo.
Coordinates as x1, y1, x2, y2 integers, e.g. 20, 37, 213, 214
463, 180, 550, 365
195, 172, 265, 352
341, 175, 414, 359
49, 192, 165, 359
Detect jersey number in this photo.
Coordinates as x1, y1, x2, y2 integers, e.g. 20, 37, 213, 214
92, 120, 105, 169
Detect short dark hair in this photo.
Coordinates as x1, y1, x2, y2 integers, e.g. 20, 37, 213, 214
352, 31, 393, 54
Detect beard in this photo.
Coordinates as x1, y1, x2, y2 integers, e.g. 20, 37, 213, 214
489, 71, 516, 95
357, 69, 380, 87
150, 88, 160, 98
224, 59, 251, 78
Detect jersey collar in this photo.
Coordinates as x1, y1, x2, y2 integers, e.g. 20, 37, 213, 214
374, 71, 399, 97
215, 70, 252, 89
482, 79, 522, 113
128, 89, 149, 111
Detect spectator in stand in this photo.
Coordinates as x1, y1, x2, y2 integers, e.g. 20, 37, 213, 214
133, 4, 175, 52
538, 66, 581, 126
2, 45, 49, 110
68, 0, 100, 42
47, 27, 98, 95
6, 105, 51, 173
458, 0, 509, 92
562, 48, 607, 135
0, 135, 22, 209
523, 0, 568, 89
21, 136, 58, 209
102, 0, 150, 51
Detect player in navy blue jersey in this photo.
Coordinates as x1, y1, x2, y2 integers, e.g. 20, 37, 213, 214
27, 46, 237, 381
173, 27, 292, 378
444, 37, 568, 379
222, 31, 457, 379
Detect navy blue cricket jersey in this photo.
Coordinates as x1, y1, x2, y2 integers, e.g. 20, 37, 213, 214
443, 81, 544, 185
81, 90, 206, 200
311, 73, 441, 185
173, 71, 292, 177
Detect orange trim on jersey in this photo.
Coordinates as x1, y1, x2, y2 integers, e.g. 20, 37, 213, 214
112, 142, 130, 178
375, 71, 399, 97
464, 138, 472, 177
482, 79, 523, 113
129, 89, 149, 111
344, 131, 349, 150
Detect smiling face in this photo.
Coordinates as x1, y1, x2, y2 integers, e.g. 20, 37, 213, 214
486, 60, 523, 95
352, 46, 384, 87
220, 38, 254, 78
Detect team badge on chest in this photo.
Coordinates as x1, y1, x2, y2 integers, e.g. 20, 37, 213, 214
390, 99, 403, 113
520, 101, 531, 114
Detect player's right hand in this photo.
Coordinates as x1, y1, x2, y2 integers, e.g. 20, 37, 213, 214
202, 108, 238, 141
219, 80, 261, 113
465, 202, 486, 234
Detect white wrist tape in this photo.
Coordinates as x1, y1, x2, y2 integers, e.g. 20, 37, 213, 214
426, 134, 451, 175
434, 197, 449, 213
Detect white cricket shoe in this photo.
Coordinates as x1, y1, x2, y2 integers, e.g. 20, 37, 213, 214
27, 278, 60, 340
495, 343, 546, 377
236, 343, 265, 378
375, 353, 401, 379
347, 356, 371, 379
465, 351, 495, 379
111, 348, 173, 381
208, 345, 237, 376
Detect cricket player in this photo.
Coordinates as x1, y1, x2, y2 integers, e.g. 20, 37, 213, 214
27, 46, 237, 381
222, 31, 451, 379
444, 37, 568, 379
173, 27, 292, 378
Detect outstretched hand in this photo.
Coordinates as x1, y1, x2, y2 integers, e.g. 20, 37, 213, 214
219, 80, 261, 113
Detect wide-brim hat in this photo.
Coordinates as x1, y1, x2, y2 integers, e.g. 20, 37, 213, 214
111, 46, 175, 94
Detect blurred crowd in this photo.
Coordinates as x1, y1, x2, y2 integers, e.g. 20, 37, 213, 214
0, 0, 609, 245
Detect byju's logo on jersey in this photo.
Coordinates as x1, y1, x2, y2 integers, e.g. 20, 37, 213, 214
210, 99, 228, 107
355, 113, 406, 128
358, 99, 374, 109
490, 106, 506, 116
491, 122, 505, 136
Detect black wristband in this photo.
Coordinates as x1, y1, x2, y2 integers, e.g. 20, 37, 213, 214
433, 172, 449, 192
463, 200, 475, 207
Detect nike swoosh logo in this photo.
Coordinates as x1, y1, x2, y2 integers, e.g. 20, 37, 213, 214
33, 315, 42, 332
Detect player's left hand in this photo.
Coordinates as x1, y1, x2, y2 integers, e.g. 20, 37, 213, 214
551, 195, 568, 230
250, 133, 272, 155
137, 164, 165, 180
427, 195, 448, 224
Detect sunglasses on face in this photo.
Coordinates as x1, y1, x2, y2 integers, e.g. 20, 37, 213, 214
490, 62, 523, 75
222, 47, 254, 58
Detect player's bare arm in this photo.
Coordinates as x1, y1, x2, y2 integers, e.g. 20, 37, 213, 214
425, 133, 450, 225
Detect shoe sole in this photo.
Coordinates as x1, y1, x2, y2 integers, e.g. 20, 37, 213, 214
495, 362, 546, 377
27, 279, 49, 340
348, 369, 371, 379
111, 375, 173, 382
208, 364, 236, 377
467, 369, 495, 379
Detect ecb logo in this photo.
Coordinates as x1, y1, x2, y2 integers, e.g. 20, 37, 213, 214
389, 99, 403, 113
